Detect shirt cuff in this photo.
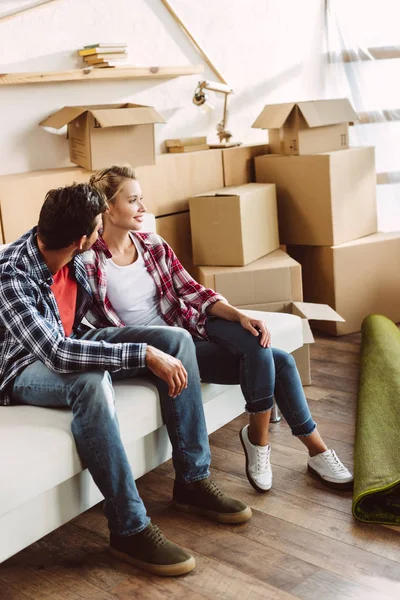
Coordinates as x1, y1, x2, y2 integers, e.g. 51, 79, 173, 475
122, 342, 147, 370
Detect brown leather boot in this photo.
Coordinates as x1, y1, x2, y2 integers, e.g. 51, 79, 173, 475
173, 477, 252, 523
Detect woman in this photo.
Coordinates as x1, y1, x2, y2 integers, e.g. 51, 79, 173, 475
84, 164, 353, 493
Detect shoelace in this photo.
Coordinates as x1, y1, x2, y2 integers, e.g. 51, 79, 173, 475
323, 450, 348, 474
143, 524, 166, 548
256, 445, 271, 475
202, 479, 224, 499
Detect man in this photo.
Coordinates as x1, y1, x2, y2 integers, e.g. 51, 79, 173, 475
0, 184, 251, 577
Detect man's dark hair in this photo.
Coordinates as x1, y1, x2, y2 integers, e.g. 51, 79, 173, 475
37, 183, 107, 250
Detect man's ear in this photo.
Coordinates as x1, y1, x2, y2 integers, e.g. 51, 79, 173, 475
77, 235, 87, 252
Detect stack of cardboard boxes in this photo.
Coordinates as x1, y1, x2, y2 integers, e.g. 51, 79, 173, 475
189, 181, 343, 385
253, 99, 400, 336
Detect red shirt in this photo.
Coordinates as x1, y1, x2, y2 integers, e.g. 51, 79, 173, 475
51, 265, 78, 337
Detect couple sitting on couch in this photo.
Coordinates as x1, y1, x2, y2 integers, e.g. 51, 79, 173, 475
0, 164, 352, 577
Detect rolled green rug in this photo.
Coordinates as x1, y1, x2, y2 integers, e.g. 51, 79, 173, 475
353, 314, 400, 525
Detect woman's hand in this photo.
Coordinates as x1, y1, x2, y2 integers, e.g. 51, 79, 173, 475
238, 315, 272, 348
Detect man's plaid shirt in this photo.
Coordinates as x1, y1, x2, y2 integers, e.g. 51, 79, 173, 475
0, 228, 147, 406
82, 232, 225, 338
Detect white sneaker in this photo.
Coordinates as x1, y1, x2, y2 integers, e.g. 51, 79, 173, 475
239, 425, 272, 493
307, 449, 354, 490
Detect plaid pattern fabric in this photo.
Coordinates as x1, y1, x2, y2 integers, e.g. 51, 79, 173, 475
83, 232, 225, 338
0, 228, 147, 406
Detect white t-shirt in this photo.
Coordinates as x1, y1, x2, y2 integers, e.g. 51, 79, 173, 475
106, 236, 168, 327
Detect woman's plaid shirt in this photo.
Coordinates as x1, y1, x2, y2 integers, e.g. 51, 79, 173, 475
82, 232, 225, 337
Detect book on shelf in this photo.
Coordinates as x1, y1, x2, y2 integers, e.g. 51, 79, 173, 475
84, 53, 127, 64
84, 42, 127, 49
90, 62, 130, 69
79, 46, 127, 56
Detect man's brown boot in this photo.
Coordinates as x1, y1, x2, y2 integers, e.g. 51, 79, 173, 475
110, 522, 195, 576
173, 477, 252, 523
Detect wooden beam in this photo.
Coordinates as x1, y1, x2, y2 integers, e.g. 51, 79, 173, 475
377, 172, 400, 185
357, 109, 400, 124
0, 0, 60, 24
0, 65, 204, 86
160, 0, 227, 85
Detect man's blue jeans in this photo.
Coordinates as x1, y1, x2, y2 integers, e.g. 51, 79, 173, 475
11, 318, 315, 537
12, 326, 211, 537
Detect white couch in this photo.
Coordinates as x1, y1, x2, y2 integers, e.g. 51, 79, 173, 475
0, 308, 304, 563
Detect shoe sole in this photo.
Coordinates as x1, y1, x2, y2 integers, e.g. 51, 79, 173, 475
307, 465, 354, 491
109, 547, 196, 576
239, 428, 272, 494
173, 501, 252, 524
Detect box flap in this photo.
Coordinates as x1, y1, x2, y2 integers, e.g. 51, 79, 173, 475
302, 319, 315, 344
252, 103, 296, 129
292, 302, 345, 322
297, 99, 358, 128
40, 106, 89, 129
90, 106, 166, 128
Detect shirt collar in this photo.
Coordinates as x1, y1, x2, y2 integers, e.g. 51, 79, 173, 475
93, 231, 151, 258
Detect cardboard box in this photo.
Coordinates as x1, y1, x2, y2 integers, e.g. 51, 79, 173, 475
222, 144, 269, 186
288, 233, 400, 335
155, 211, 198, 277
40, 103, 165, 170
255, 147, 377, 246
189, 183, 279, 267
135, 149, 224, 216
197, 249, 302, 305
252, 99, 357, 155
0, 150, 224, 242
238, 301, 344, 384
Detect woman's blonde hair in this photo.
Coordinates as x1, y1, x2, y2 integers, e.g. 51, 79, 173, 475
89, 164, 136, 204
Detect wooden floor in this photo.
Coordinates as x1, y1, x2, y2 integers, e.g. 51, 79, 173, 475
1, 332, 400, 600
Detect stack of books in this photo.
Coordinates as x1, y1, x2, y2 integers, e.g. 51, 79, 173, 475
78, 43, 128, 68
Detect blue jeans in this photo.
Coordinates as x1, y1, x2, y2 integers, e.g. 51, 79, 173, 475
11, 326, 211, 537
196, 317, 316, 437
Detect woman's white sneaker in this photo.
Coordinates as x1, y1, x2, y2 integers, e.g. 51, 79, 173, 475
239, 425, 272, 493
307, 449, 353, 490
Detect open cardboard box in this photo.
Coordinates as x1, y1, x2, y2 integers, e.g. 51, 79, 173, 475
252, 98, 357, 156
40, 103, 165, 170
239, 301, 344, 385
189, 183, 279, 267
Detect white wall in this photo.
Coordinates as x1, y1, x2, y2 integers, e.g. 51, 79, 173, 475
0, 0, 324, 176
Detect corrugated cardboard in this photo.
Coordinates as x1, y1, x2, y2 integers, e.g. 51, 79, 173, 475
197, 249, 302, 305
189, 183, 279, 267
155, 211, 198, 278
0, 167, 91, 243
288, 232, 400, 335
255, 147, 377, 246
135, 149, 224, 216
0, 150, 224, 242
222, 144, 269, 186
252, 99, 358, 155
40, 103, 165, 169
237, 300, 344, 384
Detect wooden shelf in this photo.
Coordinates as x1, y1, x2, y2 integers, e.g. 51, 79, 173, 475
0, 65, 204, 86
327, 46, 400, 63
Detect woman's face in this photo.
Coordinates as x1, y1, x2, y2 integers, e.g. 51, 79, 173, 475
107, 179, 147, 231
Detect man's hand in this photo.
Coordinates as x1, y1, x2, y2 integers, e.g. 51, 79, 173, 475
145, 346, 188, 398
238, 315, 271, 348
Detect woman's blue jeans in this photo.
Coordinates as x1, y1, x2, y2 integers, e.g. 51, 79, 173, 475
11, 319, 315, 537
